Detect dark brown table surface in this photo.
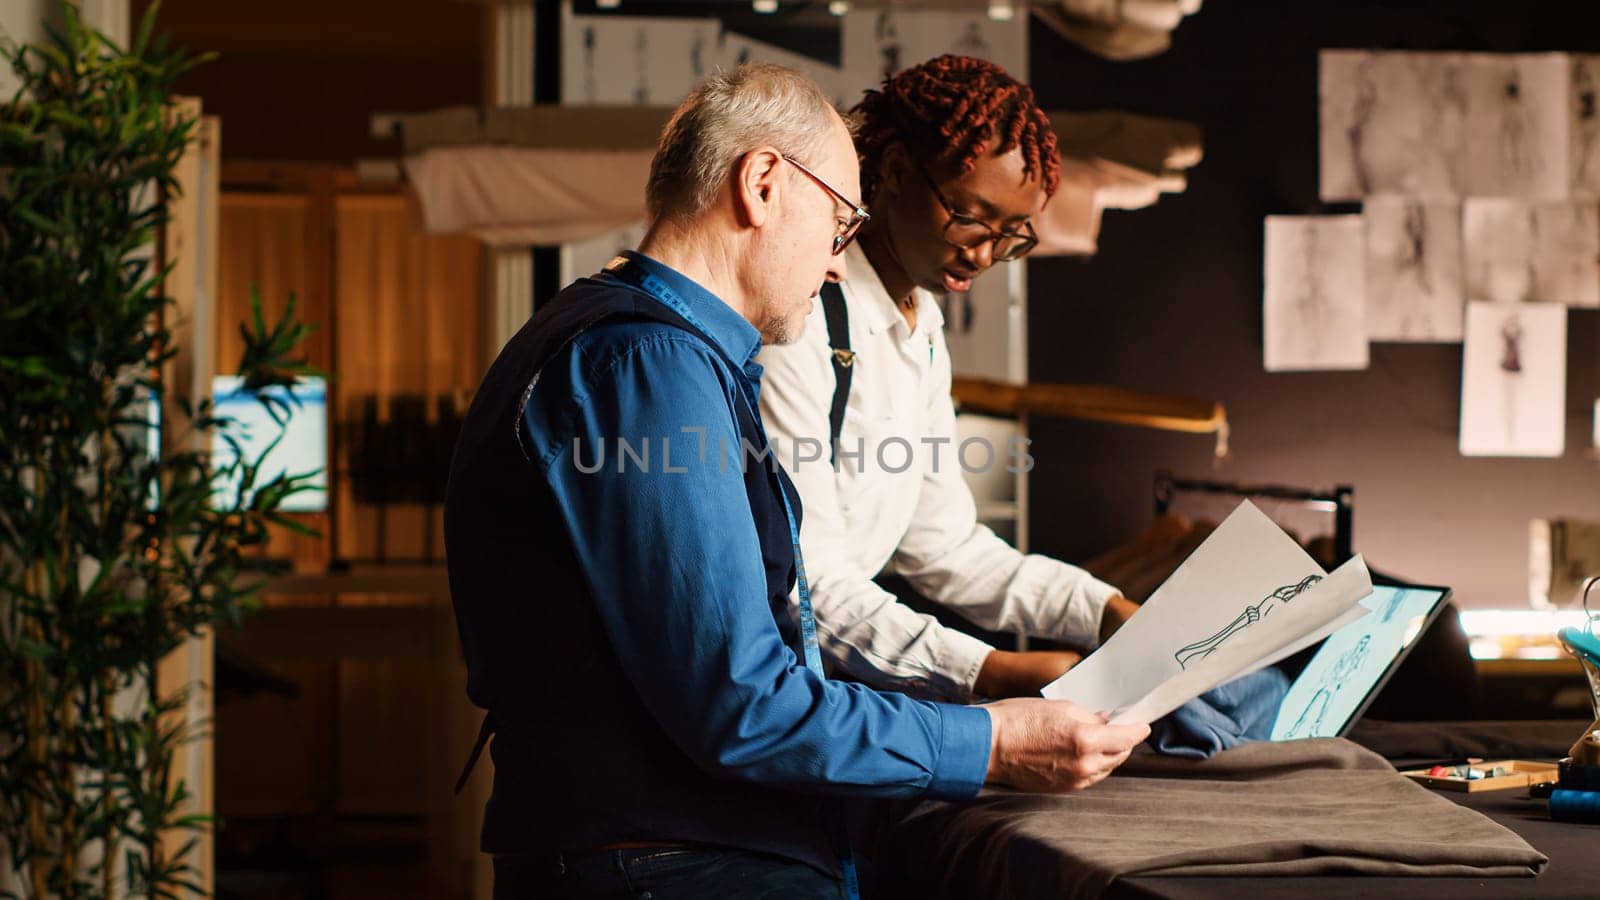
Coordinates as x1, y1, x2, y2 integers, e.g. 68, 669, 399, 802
1109, 720, 1600, 899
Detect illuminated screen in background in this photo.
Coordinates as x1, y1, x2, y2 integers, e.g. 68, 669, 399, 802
1270, 585, 1449, 740
210, 375, 328, 513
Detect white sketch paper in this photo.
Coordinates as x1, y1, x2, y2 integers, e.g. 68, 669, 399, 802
1462, 53, 1570, 199
1320, 51, 1469, 201
1043, 501, 1374, 725
1263, 215, 1369, 371
1364, 197, 1464, 341
1464, 199, 1600, 306
1459, 300, 1567, 457
842, 9, 1026, 88
563, 15, 721, 106
1571, 55, 1600, 198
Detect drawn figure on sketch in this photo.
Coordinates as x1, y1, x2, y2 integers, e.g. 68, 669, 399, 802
1386, 201, 1436, 336
1379, 589, 1406, 624
954, 21, 990, 58
633, 29, 649, 104
1174, 574, 1324, 669
1293, 223, 1332, 362
1499, 315, 1524, 373
1498, 68, 1542, 185
875, 13, 902, 81
1574, 60, 1599, 190
690, 33, 705, 79
582, 26, 597, 104
1345, 56, 1380, 196
1429, 59, 1469, 193
1285, 634, 1372, 738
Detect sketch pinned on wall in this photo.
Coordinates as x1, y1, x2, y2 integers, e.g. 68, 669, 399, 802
872, 11, 902, 83
1572, 55, 1600, 198
843, 9, 1026, 85
561, 15, 721, 106
581, 25, 598, 103
1363, 197, 1464, 341
1263, 215, 1369, 372
1319, 51, 1469, 201
1462, 53, 1570, 199
1464, 199, 1600, 306
1459, 300, 1567, 457
941, 262, 1021, 381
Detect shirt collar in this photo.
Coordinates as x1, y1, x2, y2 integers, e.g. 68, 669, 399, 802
843, 242, 945, 339
609, 250, 763, 366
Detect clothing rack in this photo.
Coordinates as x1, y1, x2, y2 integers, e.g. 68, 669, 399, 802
1153, 470, 1354, 565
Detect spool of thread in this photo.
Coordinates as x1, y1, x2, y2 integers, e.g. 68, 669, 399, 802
1549, 789, 1600, 824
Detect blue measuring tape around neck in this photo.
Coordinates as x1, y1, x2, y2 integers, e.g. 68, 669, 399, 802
602, 257, 860, 898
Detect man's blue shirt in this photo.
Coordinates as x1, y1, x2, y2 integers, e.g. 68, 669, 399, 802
517, 251, 991, 798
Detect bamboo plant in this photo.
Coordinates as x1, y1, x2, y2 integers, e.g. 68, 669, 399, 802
1, 5, 318, 897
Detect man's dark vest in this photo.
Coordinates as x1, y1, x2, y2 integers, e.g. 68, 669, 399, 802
442, 271, 834, 873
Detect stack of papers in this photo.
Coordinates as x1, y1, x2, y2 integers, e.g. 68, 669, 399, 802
1045, 501, 1374, 724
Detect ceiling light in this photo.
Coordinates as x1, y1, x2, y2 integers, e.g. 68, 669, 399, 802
596, 0, 620, 7
986, 1, 1014, 21
828, 0, 850, 15
752, 0, 779, 13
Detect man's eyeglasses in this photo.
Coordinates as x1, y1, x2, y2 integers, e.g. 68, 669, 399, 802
911, 156, 1039, 262
782, 154, 870, 256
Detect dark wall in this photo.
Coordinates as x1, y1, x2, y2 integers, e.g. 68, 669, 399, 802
1025, 1, 1600, 608
134, 0, 486, 161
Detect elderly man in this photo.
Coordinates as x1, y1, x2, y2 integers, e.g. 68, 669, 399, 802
445, 64, 1148, 899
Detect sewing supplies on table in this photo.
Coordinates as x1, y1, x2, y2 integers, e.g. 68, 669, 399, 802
1402, 760, 1559, 792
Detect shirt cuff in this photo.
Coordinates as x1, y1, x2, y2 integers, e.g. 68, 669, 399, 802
925, 703, 991, 799
940, 628, 995, 702
1068, 573, 1123, 649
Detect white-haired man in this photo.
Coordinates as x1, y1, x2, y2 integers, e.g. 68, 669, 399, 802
445, 64, 1148, 899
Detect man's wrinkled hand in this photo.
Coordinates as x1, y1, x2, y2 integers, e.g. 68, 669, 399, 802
982, 698, 1149, 793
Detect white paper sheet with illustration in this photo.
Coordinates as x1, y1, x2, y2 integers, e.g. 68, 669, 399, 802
1319, 50, 1470, 201
1363, 197, 1464, 342
1043, 501, 1375, 725
1464, 199, 1600, 307
1459, 300, 1568, 457
1263, 215, 1369, 371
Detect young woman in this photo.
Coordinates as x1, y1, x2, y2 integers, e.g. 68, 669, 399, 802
758, 55, 1139, 703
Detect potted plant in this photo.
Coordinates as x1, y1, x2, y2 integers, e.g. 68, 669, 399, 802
1, 5, 318, 897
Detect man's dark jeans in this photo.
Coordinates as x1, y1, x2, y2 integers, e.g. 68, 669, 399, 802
493, 846, 849, 899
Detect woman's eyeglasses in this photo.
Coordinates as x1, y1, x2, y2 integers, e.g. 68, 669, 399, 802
910, 156, 1039, 262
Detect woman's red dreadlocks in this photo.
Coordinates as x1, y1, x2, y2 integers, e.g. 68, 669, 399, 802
851, 54, 1060, 206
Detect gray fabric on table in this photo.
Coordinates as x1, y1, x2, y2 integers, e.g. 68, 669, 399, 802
885, 738, 1548, 900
